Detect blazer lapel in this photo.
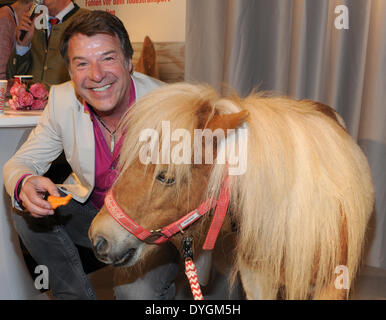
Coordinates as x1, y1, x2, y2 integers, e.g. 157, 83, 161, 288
75, 99, 95, 190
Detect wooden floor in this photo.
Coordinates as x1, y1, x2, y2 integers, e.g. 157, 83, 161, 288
73, 264, 386, 300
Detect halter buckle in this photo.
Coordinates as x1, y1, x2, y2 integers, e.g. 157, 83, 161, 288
143, 229, 167, 244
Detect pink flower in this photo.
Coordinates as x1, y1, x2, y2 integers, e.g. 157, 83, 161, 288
10, 82, 26, 96
9, 96, 22, 110
29, 83, 48, 100
31, 99, 47, 110
17, 91, 34, 107
9, 81, 48, 111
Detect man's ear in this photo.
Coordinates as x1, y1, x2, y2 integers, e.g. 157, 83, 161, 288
126, 59, 133, 74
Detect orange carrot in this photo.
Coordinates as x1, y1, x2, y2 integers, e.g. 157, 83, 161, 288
47, 194, 73, 209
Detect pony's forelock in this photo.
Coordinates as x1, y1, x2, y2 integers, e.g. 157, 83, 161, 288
116, 83, 220, 200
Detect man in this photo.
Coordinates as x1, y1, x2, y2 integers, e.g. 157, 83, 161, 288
3, 11, 178, 300
6, 0, 88, 86
0, 0, 33, 79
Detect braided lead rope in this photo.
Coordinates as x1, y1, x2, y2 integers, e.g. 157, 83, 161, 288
185, 258, 204, 300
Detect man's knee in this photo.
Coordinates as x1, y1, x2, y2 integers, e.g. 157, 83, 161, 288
114, 261, 179, 300
113, 244, 180, 300
12, 211, 57, 240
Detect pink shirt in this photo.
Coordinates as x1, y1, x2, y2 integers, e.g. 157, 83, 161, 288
86, 77, 136, 209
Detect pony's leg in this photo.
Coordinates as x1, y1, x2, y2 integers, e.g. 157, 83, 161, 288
239, 263, 276, 300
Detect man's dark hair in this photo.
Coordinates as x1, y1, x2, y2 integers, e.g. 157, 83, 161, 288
60, 11, 134, 68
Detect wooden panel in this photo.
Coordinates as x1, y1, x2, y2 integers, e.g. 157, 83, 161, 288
132, 41, 185, 83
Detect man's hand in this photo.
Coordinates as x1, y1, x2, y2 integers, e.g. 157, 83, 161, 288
19, 176, 61, 218
16, 12, 37, 46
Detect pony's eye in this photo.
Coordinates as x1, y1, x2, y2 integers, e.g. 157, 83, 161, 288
156, 172, 176, 185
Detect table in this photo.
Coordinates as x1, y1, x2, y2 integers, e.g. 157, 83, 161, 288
0, 107, 43, 299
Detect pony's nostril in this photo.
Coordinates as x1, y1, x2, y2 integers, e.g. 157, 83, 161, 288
94, 236, 108, 255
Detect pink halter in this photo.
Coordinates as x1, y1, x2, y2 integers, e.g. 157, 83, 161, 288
104, 176, 230, 250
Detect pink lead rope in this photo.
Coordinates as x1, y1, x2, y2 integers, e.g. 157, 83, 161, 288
185, 258, 204, 300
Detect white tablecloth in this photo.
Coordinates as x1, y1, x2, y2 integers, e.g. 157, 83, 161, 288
0, 107, 43, 299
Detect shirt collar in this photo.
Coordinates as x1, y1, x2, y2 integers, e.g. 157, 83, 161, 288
51, 1, 74, 22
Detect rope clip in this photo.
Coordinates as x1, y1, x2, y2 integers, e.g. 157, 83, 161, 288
182, 236, 194, 260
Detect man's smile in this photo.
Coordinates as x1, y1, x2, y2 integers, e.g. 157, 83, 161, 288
90, 84, 112, 92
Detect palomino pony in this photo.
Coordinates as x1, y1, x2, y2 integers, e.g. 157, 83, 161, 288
89, 83, 374, 299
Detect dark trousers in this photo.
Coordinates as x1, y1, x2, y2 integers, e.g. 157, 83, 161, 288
12, 193, 98, 299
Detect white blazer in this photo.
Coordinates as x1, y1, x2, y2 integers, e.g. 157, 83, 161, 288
3, 72, 163, 208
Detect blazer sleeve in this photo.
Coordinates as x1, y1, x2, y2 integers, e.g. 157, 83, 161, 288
3, 85, 64, 207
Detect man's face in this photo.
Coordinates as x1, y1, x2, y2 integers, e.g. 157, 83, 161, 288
67, 33, 132, 114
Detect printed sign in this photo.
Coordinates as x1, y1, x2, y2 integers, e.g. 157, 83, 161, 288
78, 0, 186, 42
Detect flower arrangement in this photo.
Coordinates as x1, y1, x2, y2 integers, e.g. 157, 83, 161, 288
8, 80, 48, 110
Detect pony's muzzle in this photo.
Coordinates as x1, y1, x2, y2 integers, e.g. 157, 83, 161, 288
93, 236, 109, 256
91, 235, 138, 266
92, 235, 111, 262
89, 209, 144, 266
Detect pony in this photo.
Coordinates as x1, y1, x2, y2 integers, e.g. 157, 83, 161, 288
89, 83, 374, 299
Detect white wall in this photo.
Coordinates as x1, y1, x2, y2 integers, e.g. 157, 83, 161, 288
77, 0, 186, 42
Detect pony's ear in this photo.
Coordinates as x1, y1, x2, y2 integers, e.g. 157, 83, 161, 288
206, 109, 249, 132
193, 100, 249, 166
196, 100, 249, 132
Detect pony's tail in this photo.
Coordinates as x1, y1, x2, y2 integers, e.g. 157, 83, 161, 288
232, 180, 371, 300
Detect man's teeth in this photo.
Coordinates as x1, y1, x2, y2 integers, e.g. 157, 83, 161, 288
92, 84, 111, 92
